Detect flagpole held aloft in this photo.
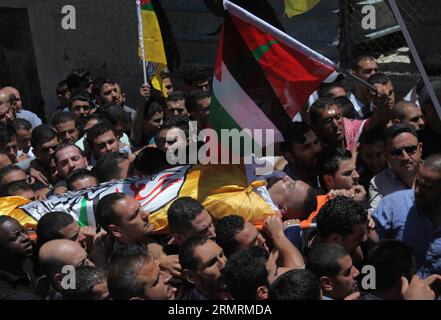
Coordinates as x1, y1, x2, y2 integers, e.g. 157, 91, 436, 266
339, 69, 377, 92
136, 0, 148, 84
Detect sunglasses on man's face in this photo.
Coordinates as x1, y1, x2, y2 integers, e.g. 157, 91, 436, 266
389, 145, 418, 157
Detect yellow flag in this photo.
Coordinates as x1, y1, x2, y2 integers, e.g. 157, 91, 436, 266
139, 0, 167, 65
150, 63, 170, 97
285, 0, 320, 17
0, 196, 38, 229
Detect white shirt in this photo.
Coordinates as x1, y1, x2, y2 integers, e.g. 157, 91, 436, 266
16, 109, 42, 129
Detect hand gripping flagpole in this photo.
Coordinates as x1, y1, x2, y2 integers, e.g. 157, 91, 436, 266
388, 0, 441, 120
136, 0, 148, 84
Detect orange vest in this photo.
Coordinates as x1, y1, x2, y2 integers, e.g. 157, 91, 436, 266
300, 195, 329, 229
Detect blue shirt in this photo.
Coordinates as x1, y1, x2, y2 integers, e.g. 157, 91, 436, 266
373, 189, 441, 278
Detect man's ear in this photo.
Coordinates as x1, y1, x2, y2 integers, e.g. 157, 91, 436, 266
184, 269, 196, 285
392, 118, 401, 125
327, 233, 342, 244
109, 224, 122, 240
323, 174, 334, 191
281, 151, 294, 163
173, 233, 185, 246
256, 285, 269, 300
54, 272, 63, 287
320, 276, 333, 293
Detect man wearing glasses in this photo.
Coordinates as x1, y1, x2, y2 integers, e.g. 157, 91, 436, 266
369, 124, 422, 211
372, 153, 441, 279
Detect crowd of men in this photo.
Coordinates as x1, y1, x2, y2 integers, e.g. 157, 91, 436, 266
1, 54, 441, 300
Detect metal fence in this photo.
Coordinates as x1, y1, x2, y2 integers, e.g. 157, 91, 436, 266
338, 0, 441, 97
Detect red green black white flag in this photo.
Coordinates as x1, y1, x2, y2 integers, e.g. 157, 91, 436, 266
210, 0, 337, 149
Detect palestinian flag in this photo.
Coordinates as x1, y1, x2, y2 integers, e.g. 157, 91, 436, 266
138, 0, 168, 95
210, 0, 336, 152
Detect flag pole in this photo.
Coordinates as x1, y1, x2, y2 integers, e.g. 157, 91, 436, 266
339, 69, 377, 92
136, 0, 148, 84
388, 0, 441, 120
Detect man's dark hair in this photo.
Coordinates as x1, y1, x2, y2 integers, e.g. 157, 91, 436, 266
367, 240, 415, 291
178, 236, 209, 272
69, 90, 91, 107
134, 147, 168, 175
224, 246, 269, 300
156, 115, 190, 141
86, 121, 116, 148
95, 152, 129, 182
384, 123, 418, 148
95, 192, 126, 232
107, 252, 151, 300
166, 90, 186, 103
351, 55, 376, 72
143, 101, 164, 121
0, 165, 24, 187
265, 175, 284, 190
186, 89, 211, 113
3, 180, 33, 197
56, 80, 69, 96
31, 125, 57, 148
51, 111, 77, 128
36, 211, 75, 247
333, 96, 356, 119
367, 73, 391, 86
109, 243, 149, 265
54, 143, 84, 163
66, 70, 92, 92
316, 196, 367, 238
167, 197, 205, 235
67, 168, 97, 191
84, 114, 108, 128
160, 71, 171, 80
10, 118, 32, 132
98, 103, 131, 130
318, 83, 346, 99
318, 148, 352, 178
306, 243, 350, 278
281, 122, 314, 152
268, 269, 321, 300
422, 153, 441, 175
0, 125, 15, 148
359, 127, 385, 147
308, 98, 338, 124
183, 65, 210, 87
61, 266, 108, 300
215, 215, 245, 257
92, 77, 114, 97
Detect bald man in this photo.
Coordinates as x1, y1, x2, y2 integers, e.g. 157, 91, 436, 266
391, 100, 426, 132
1, 87, 42, 128
38, 239, 94, 299
0, 88, 15, 126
